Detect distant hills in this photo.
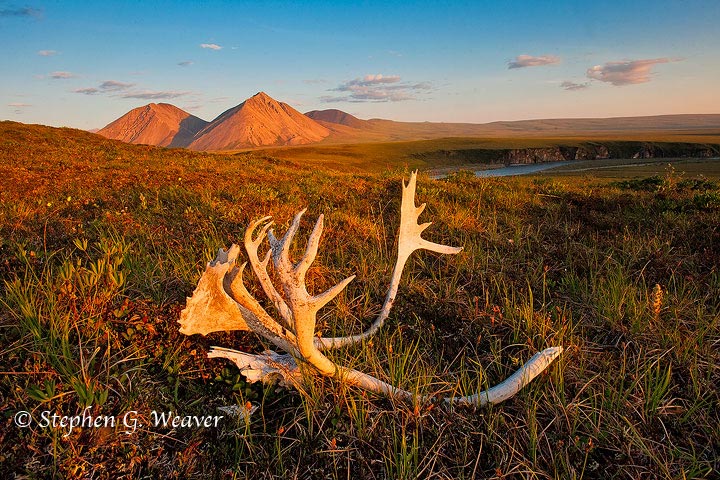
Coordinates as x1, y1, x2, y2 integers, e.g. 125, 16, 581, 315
95, 92, 720, 151
98, 92, 328, 150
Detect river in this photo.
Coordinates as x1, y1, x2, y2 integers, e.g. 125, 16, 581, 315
430, 161, 572, 179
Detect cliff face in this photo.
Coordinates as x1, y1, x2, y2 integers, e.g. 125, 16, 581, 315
503, 145, 610, 164
414, 143, 719, 165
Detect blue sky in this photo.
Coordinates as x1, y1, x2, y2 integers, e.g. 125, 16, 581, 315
1, 0, 719, 129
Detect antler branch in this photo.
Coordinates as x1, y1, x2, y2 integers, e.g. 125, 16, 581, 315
179, 171, 563, 407
315, 171, 462, 349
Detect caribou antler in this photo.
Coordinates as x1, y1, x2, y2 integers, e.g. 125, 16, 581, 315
179, 171, 562, 406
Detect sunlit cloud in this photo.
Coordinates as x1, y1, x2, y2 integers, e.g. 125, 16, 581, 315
50, 71, 76, 79
178, 61, 193, 66
560, 81, 589, 91
586, 58, 679, 86
8, 102, 32, 107
348, 74, 402, 86
323, 74, 432, 103
200, 43, 222, 50
508, 54, 560, 69
37, 50, 58, 56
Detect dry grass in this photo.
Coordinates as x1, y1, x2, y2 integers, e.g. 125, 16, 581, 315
1, 121, 718, 478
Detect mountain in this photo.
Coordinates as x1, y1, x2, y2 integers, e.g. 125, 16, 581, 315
187, 92, 330, 150
97, 103, 208, 148
305, 109, 368, 129
97, 93, 720, 151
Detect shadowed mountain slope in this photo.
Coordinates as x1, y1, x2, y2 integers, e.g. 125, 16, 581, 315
97, 103, 208, 148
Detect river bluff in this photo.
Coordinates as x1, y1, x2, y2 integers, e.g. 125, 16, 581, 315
415, 142, 720, 165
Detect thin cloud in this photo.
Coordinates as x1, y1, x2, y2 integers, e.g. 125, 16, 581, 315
508, 54, 561, 69
560, 81, 589, 91
99, 80, 134, 91
120, 90, 191, 100
200, 43, 222, 50
323, 74, 432, 103
346, 74, 402, 86
178, 60, 194, 66
37, 50, 58, 56
74, 87, 99, 95
73, 80, 134, 95
586, 58, 679, 86
0, 6, 41, 17
50, 71, 76, 79
8, 102, 32, 107
303, 79, 327, 85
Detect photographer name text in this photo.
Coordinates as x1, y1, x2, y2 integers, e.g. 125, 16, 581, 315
14, 408, 224, 436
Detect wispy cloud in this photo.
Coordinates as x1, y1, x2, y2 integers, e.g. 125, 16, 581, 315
303, 79, 327, 85
72, 78, 192, 101
37, 50, 58, 56
0, 6, 41, 17
200, 43, 222, 50
347, 74, 402, 86
74, 80, 135, 94
50, 71, 76, 79
120, 90, 191, 100
586, 58, 679, 86
8, 102, 32, 107
74, 87, 99, 95
560, 81, 589, 91
508, 54, 561, 69
178, 60, 193, 67
99, 80, 134, 91
322, 74, 432, 103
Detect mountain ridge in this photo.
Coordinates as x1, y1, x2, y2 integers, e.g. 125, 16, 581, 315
96, 93, 720, 151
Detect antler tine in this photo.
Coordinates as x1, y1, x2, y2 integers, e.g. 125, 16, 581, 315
246, 216, 274, 245
244, 215, 294, 330
268, 208, 307, 271
310, 274, 356, 313
399, 171, 463, 259
294, 213, 324, 281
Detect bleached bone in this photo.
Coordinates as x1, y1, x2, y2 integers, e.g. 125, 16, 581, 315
179, 171, 562, 406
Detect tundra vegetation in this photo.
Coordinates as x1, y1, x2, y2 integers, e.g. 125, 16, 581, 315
0, 122, 718, 478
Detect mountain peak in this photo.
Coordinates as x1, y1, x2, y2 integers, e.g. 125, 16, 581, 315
97, 103, 208, 148
187, 93, 330, 150
246, 91, 274, 103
